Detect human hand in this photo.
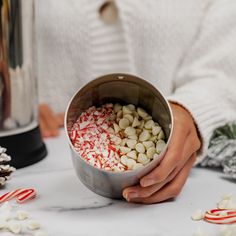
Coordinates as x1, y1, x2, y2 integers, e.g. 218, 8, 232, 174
122, 102, 201, 204
39, 103, 64, 138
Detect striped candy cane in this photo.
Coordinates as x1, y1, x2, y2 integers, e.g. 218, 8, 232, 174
0, 188, 37, 204
204, 209, 236, 224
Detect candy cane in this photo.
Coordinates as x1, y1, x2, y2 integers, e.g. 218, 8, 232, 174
204, 209, 236, 224
0, 188, 37, 204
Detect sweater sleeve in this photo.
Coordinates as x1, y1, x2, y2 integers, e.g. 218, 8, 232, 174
167, 0, 236, 164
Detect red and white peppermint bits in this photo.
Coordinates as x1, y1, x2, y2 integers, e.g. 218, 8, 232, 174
0, 188, 37, 204
69, 103, 166, 172
204, 209, 236, 224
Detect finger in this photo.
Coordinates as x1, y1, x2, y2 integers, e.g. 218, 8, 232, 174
140, 124, 189, 187
130, 153, 196, 204
40, 104, 59, 136
56, 113, 65, 127
39, 115, 50, 138
123, 144, 195, 201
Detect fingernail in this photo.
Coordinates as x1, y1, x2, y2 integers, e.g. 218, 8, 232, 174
128, 192, 139, 199
142, 179, 154, 187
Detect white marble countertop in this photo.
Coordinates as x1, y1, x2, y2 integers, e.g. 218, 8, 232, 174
3, 130, 236, 236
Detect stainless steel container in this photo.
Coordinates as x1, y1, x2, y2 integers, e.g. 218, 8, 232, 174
0, 0, 47, 168
65, 73, 173, 199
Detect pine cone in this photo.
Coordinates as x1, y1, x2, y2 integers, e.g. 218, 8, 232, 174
0, 146, 15, 187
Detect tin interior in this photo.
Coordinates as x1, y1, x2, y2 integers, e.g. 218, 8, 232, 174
66, 74, 172, 140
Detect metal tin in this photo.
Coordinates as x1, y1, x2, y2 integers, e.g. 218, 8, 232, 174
65, 73, 173, 199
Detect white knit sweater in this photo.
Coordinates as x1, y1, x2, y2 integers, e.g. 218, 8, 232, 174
36, 0, 236, 162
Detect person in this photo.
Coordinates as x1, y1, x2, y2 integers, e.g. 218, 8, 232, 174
36, 0, 236, 204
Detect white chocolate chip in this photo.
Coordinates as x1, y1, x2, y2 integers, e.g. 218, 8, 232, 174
146, 147, 157, 159
120, 155, 128, 165
222, 194, 233, 201
111, 136, 122, 145
0, 220, 6, 229
34, 231, 49, 236
157, 130, 165, 140
127, 150, 137, 160
124, 127, 136, 136
114, 103, 122, 113
137, 107, 148, 118
127, 104, 136, 111
139, 130, 151, 142
119, 118, 130, 129
132, 163, 143, 170
122, 106, 132, 115
144, 120, 155, 129
126, 159, 137, 170
143, 141, 155, 150
137, 153, 150, 165
132, 111, 139, 119
150, 135, 158, 142
117, 110, 123, 119
7, 221, 22, 234
191, 209, 204, 221
135, 143, 145, 154
128, 135, 138, 140
156, 140, 166, 154
136, 129, 142, 135
120, 138, 127, 146
132, 117, 140, 128
16, 210, 28, 220
126, 139, 137, 149
120, 146, 131, 154
124, 114, 134, 123
138, 120, 145, 129
27, 220, 41, 230
152, 126, 161, 136
143, 115, 152, 121
113, 123, 121, 133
